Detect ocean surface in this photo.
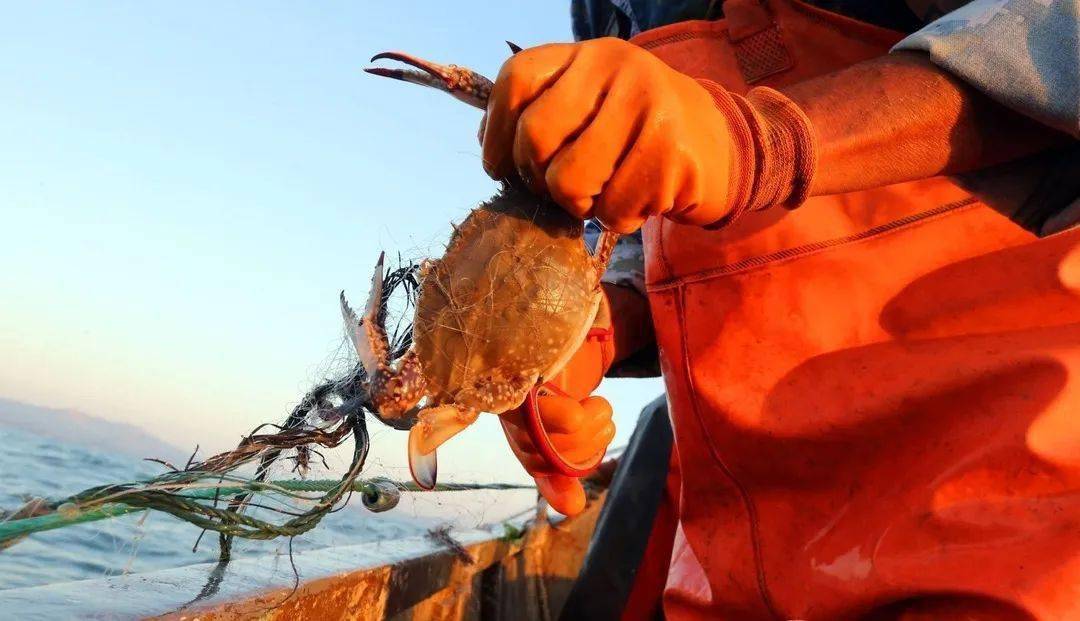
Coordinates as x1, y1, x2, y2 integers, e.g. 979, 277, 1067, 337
0, 426, 535, 591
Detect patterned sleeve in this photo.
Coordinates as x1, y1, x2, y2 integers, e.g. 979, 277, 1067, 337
893, 0, 1079, 138
585, 221, 661, 378
584, 220, 648, 296
894, 0, 1080, 236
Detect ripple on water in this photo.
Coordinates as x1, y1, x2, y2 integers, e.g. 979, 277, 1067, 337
0, 426, 474, 590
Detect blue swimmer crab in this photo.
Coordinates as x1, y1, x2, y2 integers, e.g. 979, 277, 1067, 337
341, 51, 618, 488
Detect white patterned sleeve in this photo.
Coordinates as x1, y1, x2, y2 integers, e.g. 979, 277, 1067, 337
894, 0, 1079, 137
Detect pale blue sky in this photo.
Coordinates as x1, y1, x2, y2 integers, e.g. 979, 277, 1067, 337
0, 2, 665, 484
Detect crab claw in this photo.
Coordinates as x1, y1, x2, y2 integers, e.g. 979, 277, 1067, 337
406, 405, 480, 489
365, 51, 492, 110
408, 427, 438, 490
343, 254, 426, 430
340, 252, 385, 378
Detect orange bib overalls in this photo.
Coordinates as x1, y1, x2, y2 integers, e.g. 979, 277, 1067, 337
627, 1, 1080, 618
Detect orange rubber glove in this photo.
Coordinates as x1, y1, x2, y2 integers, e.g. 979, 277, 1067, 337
500, 293, 617, 516
481, 38, 816, 233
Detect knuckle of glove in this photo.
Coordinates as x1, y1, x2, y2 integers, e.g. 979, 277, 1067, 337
594, 188, 647, 233
545, 167, 586, 211
514, 111, 549, 171
537, 394, 586, 433
498, 43, 571, 97
601, 214, 645, 235
496, 48, 543, 91
586, 36, 641, 62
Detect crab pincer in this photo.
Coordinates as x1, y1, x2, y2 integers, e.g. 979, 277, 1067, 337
342, 255, 477, 490
365, 52, 493, 110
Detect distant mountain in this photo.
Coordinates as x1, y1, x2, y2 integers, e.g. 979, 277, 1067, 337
0, 397, 184, 462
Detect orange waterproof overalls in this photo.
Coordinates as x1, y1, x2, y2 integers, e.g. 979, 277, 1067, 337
625, 1, 1080, 619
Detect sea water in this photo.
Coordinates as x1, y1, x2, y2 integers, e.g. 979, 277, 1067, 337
0, 426, 533, 590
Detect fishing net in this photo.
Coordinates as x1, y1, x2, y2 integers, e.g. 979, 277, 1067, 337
0, 261, 527, 561
414, 186, 599, 414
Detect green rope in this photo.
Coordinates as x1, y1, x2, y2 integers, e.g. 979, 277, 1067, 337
0, 478, 533, 548
0, 262, 529, 557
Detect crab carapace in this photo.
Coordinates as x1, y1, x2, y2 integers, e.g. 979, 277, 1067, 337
342, 50, 618, 488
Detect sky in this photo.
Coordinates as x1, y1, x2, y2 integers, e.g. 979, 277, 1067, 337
0, 2, 666, 485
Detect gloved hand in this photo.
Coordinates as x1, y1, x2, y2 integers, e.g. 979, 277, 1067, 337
481, 38, 817, 233
500, 292, 617, 516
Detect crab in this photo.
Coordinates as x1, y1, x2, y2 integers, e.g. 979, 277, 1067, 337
341, 50, 619, 488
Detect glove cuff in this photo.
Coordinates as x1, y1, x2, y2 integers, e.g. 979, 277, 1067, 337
697, 80, 818, 228
744, 87, 818, 210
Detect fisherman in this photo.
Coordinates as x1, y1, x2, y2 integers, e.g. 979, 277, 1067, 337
494, 0, 1080, 618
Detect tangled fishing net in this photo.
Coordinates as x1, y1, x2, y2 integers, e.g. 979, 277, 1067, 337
409, 185, 600, 418
0, 261, 528, 560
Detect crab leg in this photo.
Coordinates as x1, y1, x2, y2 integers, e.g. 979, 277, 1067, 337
407, 404, 480, 489
366, 48, 626, 273
365, 52, 493, 110
592, 229, 620, 275
341, 253, 425, 430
